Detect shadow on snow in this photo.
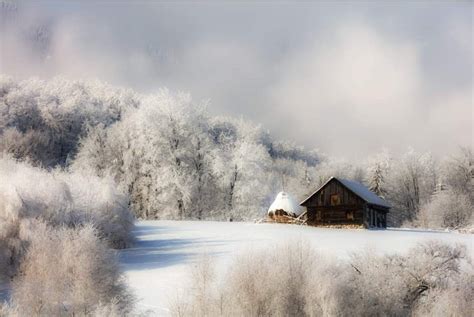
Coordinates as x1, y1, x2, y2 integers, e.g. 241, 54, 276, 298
119, 224, 232, 271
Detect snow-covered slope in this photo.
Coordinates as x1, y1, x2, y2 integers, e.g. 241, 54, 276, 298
119, 220, 472, 316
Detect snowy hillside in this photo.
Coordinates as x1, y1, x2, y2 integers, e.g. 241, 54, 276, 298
119, 221, 473, 316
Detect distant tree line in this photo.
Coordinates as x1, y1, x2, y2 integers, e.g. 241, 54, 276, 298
1, 76, 472, 229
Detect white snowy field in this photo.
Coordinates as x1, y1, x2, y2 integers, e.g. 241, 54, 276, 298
119, 220, 473, 316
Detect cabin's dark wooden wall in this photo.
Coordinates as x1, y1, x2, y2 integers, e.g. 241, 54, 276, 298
303, 178, 389, 228
304, 179, 366, 226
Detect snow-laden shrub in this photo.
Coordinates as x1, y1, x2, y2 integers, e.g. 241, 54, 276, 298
0, 157, 134, 281
57, 171, 134, 248
169, 254, 217, 317
7, 221, 134, 316
172, 240, 317, 317
172, 240, 471, 317
418, 190, 473, 230
0, 187, 24, 281
411, 264, 474, 316
344, 241, 467, 316
0, 157, 133, 248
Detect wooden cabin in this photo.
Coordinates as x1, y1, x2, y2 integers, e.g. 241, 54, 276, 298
300, 177, 390, 228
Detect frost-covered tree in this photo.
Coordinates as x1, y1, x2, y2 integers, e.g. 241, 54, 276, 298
414, 148, 473, 230
135, 92, 216, 219
385, 149, 437, 225
418, 190, 473, 229
365, 150, 392, 197
0, 76, 140, 167
441, 147, 473, 201
211, 119, 271, 220
74, 90, 220, 219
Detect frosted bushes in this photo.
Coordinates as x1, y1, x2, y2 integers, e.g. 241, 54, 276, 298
418, 190, 473, 229
343, 251, 411, 316
0, 158, 74, 224
412, 269, 474, 316
59, 171, 134, 248
172, 240, 472, 317
172, 241, 316, 316
0, 159, 64, 278
0, 157, 135, 315
8, 222, 133, 316
0, 157, 134, 249
316, 241, 469, 316
225, 250, 278, 316
0, 156, 134, 284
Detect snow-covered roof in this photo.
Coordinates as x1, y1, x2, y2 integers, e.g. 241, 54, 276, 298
268, 191, 302, 216
337, 178, 391, 208
300, 177, 391, 208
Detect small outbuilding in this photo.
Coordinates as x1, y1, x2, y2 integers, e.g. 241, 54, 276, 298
300, 177, 390, 228
268, 191, 301, 222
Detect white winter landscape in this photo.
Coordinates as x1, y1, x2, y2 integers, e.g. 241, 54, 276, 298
1, 1, 472, 316
120, 221, 473, 316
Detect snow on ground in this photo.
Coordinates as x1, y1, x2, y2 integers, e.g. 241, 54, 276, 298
119, 220, 473, 316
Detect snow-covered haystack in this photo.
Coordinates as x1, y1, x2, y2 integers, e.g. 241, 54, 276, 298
267, 191, 302, 221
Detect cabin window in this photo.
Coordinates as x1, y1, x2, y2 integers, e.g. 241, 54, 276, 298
346, 211, 354, 220
316, 210, 322, 221
320, 191, 325, 204
330, 194, 341, 206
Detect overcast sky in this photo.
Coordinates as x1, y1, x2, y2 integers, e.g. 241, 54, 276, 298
1, 1, 472, 159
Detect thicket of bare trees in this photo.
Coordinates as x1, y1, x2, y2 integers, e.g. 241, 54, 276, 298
171, 241, 472, 317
